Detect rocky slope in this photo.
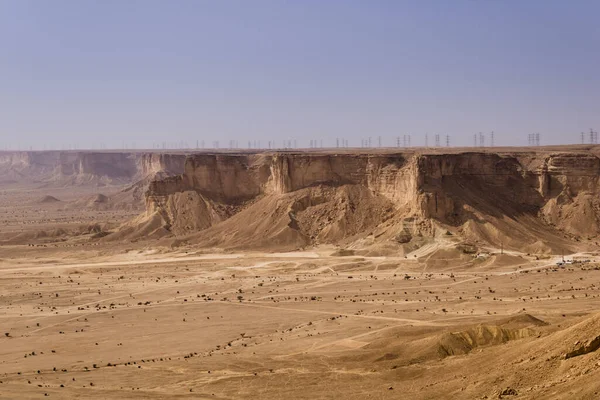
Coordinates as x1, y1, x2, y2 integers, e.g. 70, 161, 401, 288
113, 147, 600, 252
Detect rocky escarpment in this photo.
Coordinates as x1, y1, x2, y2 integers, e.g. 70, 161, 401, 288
120, 149, 600, 251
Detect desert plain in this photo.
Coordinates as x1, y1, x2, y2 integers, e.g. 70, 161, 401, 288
1, 147, 600, 399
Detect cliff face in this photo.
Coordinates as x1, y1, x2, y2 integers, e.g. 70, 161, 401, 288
148, 153, 415, 199
137, 150, 600, 251
137, 153, 186, 180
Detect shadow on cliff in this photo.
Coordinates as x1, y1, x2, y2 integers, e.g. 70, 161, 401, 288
432, 175, 578, 254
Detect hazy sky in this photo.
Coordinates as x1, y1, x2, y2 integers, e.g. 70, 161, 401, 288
1, 0, 599, 150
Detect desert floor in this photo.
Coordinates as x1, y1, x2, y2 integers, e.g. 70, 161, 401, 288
1, 183, 600, 399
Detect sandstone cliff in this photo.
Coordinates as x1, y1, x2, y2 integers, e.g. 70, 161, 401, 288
119, 148, 600, 252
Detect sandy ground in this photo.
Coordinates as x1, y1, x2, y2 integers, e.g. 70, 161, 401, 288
2, 243, 600, 399
1, 180, 600, 399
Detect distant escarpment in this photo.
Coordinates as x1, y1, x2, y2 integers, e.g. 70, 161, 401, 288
112, 148, 600, 253
0, 151, 186, 186
0, 151, 186, 211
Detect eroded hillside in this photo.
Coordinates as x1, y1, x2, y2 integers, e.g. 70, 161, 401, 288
113, 148, 600, 253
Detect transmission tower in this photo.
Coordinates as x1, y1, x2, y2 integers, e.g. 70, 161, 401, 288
490, 131, 494, 147
479, 132, 485, 147
535, 133, 540, 146
590, 129, 598, 144
446, 135, 450, 147
434, 134, 440, 147
425, 134, 429, 147
473, 134, 477, 147
581, 132, 585, 144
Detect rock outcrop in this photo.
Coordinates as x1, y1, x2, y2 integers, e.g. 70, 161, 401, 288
125, 148, 600, 251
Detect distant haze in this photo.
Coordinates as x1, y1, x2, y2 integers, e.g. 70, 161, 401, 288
0, 0, 599, 150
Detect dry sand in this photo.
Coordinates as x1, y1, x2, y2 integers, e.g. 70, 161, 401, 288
1, 149, 600, 399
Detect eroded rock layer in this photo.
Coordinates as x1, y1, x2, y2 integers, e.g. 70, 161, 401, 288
132, 149, 600, 251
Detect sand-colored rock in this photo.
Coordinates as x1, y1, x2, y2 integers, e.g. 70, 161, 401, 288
117, 148, 600, 254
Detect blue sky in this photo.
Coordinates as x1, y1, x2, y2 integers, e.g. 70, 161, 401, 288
1, 0, 599, 149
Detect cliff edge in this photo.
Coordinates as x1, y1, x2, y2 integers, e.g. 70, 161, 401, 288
110, 148, 600, 253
